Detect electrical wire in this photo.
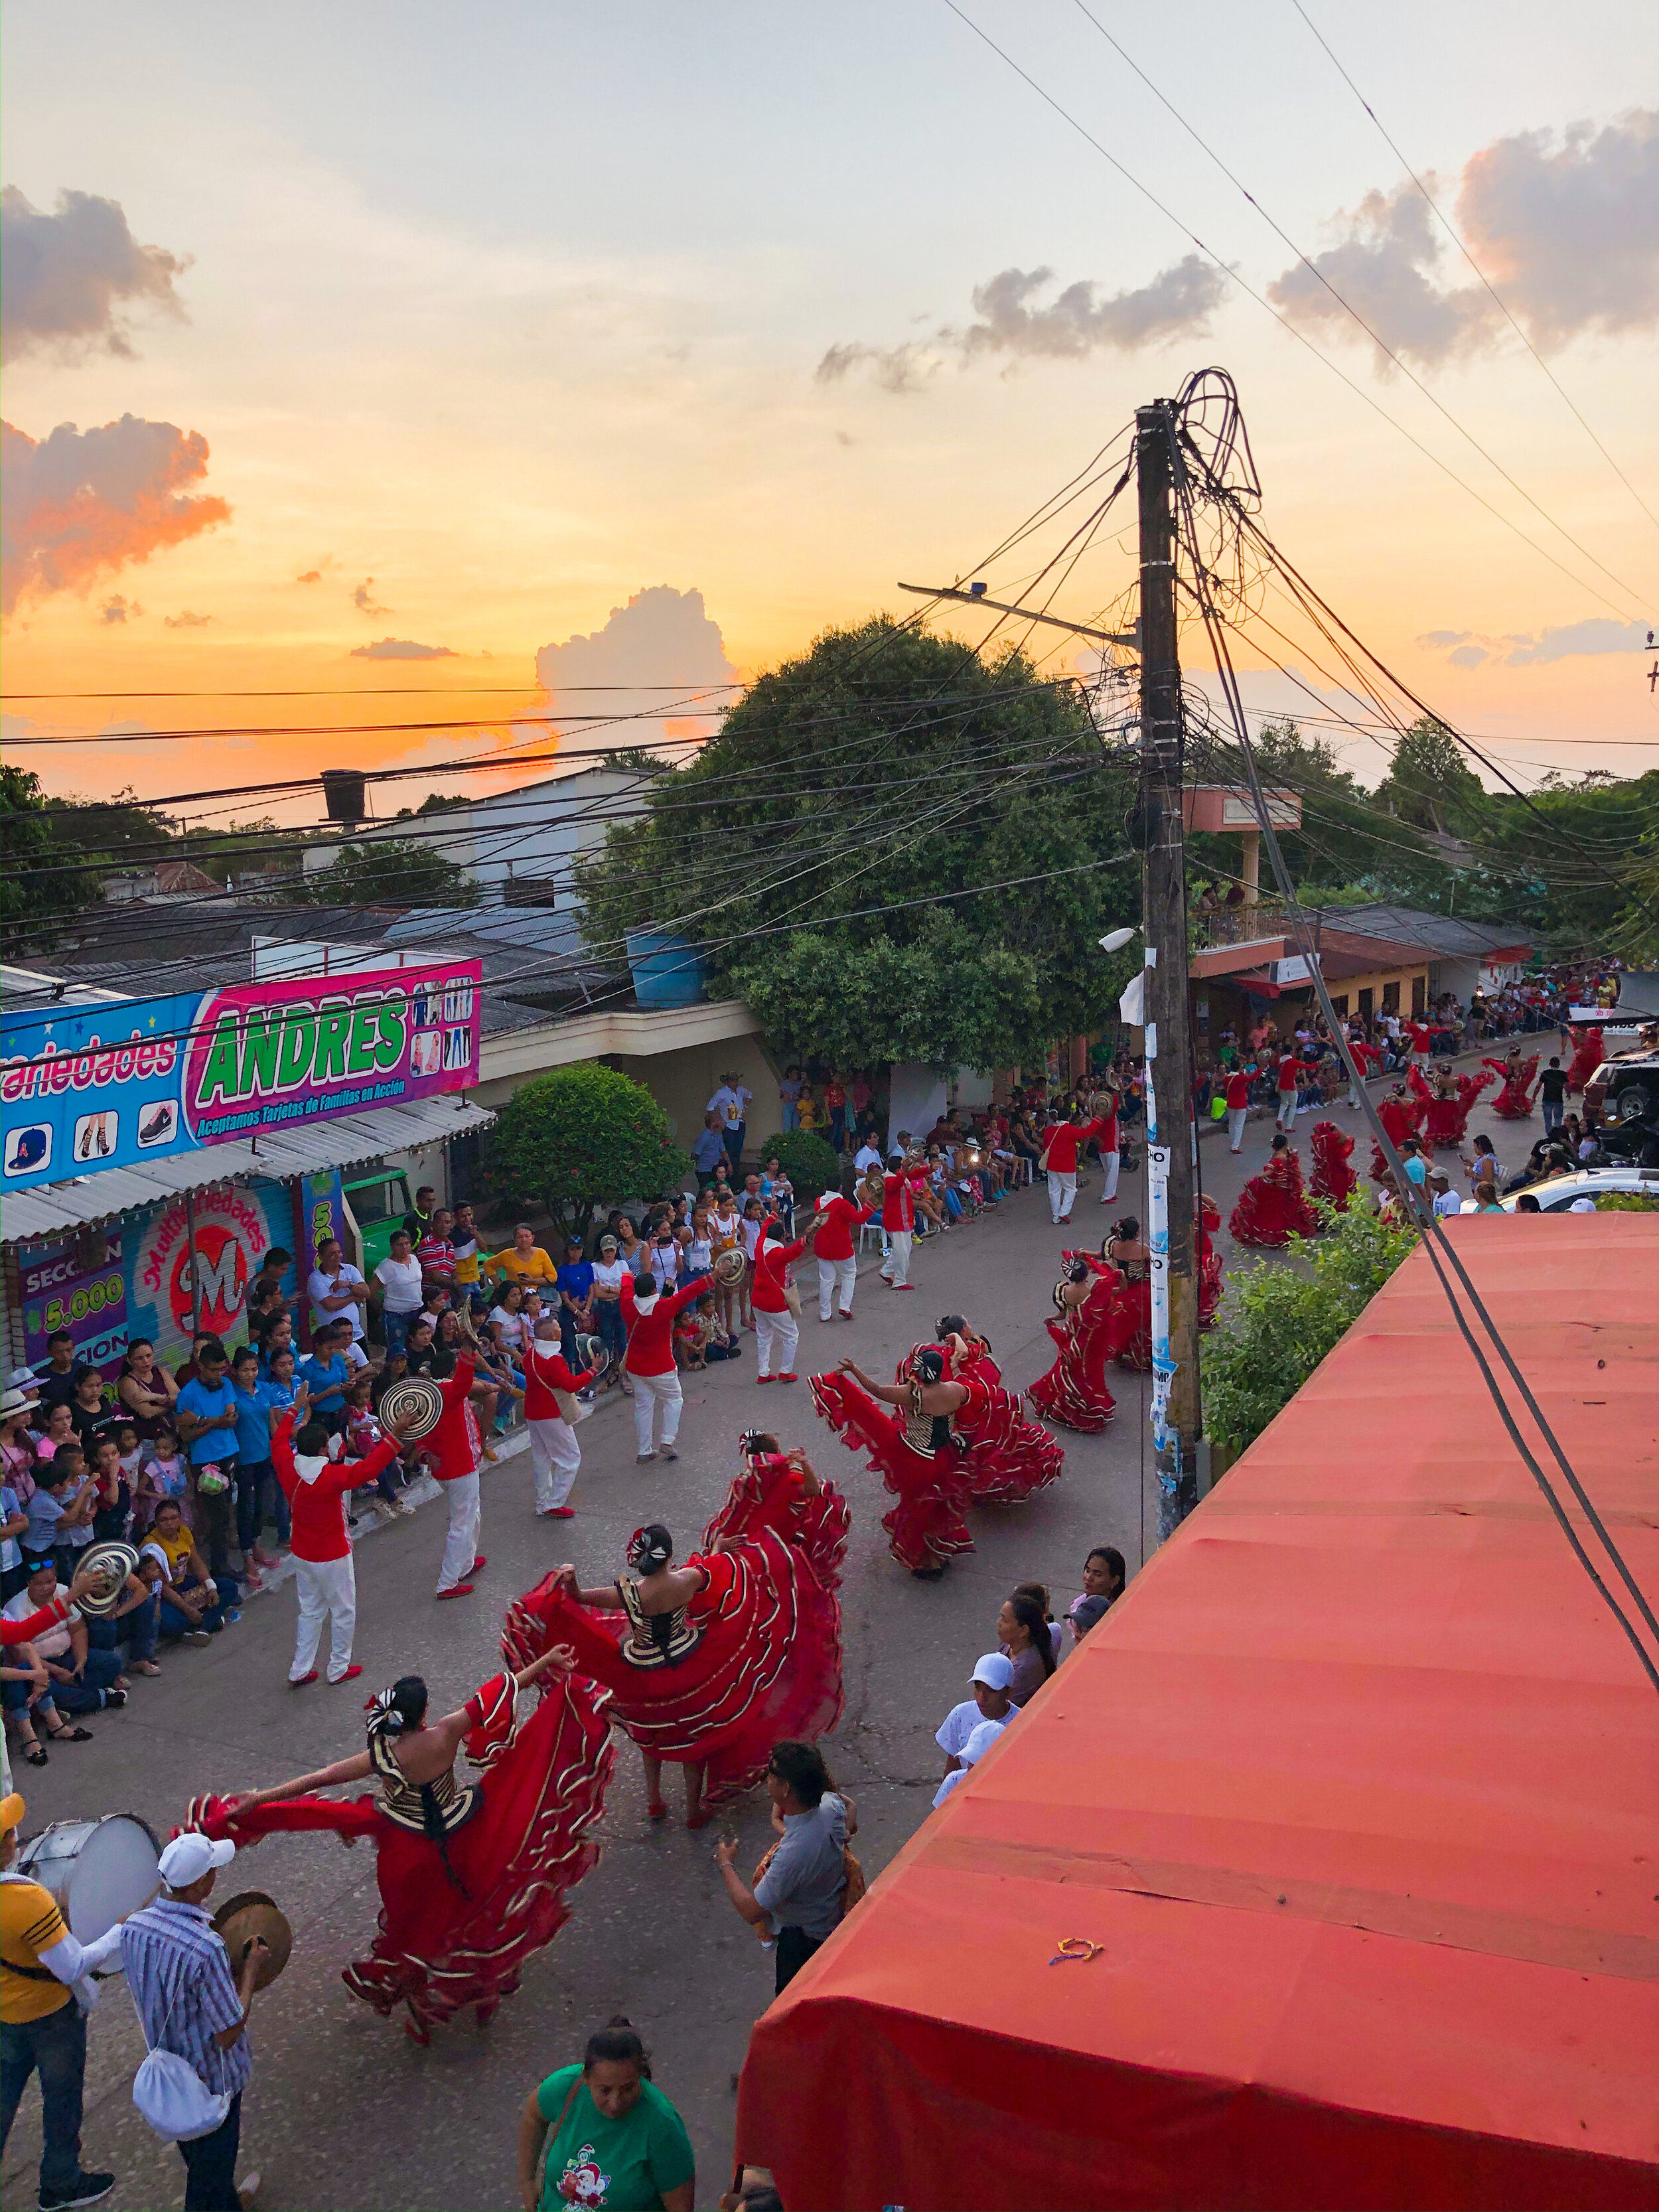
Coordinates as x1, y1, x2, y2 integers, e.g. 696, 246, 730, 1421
936, 0, 1649, 623
1287, 0, 1659, 543
1166, 403, 1659, 1694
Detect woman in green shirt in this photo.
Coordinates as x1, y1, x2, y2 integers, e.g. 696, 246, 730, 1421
519, 2018, 695, 2212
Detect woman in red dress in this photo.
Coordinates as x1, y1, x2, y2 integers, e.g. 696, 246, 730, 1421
1230, 1135, 1321, 1247
1309, 1118, 1358, 1209
1198, 1195, 1226, 1325
1028, 1257, 1120, 1431
924, 1317, 1064, 1505
810, 1349, 975, 1577
1370, 1083, 1424, 1181
1483, 1051, 1539, 1120
187, 1637, 613, 2043
1103, 1217, 1153, 1370
1566, 1024, 1605, 1097
1409, 1063, 1496, 1147
526, 1439, 850, 1827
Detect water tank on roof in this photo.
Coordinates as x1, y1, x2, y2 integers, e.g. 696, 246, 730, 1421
625, 930, 707, 1009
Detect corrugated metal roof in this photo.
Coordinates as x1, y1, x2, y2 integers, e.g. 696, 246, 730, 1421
1309, 905, 1531, 959
1, 1096, 494, 1246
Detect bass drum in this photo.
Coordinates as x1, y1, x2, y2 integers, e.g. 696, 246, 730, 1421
15, 1814, 162, 1944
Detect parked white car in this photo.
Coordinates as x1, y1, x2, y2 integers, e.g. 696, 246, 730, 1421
1494, 1165, 1659, 1214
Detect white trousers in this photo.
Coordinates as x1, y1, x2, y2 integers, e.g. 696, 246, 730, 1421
528, 1416, 581, 1510
291, 1554, 356, 1682
630, 1368, 683, 1454
1096, 1150, 1120, 1204
755, 1306, 799, 1376
1277, 1094, 1299, 1130
1227, 1106, 1248, 1151
818, 1254, 857, 1319
437, 1470, 480, 1592
879, 1229, 912, 1287
1047, 1169, 1078, 1222
1348, 1075, 1366, 1110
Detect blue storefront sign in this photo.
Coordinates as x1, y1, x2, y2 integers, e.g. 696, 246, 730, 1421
1, 992, 199, 1189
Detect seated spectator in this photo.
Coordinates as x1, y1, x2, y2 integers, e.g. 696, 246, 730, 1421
87, 1556, 163, 1678
1011, 1582, 1065, 1665
3, 1560, 127, 1724
1067, 1546, 1125, 1643
935, 1653, 1017, 1789
932, 1718, 1005, 1808
143, 1499, 240, 1641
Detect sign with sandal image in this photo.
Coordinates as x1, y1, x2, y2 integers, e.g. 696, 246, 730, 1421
1, 960, 481, 1193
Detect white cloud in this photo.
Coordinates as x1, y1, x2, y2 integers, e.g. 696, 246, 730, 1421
534, 584, 738, 750
1, 414, 230, 615
1503, 617, 1651, 666
0, 184, 188, 363
817, 256, 1224, 392
1269, 108, 1659, 368
350, 636, 456, 659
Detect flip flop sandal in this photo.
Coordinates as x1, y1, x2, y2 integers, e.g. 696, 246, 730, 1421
51, 1726, 95, 1743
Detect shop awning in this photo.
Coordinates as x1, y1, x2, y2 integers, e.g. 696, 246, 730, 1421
1, 1095, 494, 1246
737, 1219, 1659, 2211
1227, 968, 1283, 996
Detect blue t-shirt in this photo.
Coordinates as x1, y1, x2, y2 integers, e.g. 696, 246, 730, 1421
556, 1261, 595, 1307
262, 1374, 298, 1419
299, 1353, 350, 1406
691, 1126, 727, 1172
177, 1375, 240, 1466
230, 1377, 277, 1464
24, 1485, 67, 1554
1402, 1155, 1428, 1187
1, 1483, 22, 1572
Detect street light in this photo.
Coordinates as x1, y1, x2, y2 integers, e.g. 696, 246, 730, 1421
1098, 926, 1137, 953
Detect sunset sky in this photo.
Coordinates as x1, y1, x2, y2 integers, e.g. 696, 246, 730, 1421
3, 1, 1656, 827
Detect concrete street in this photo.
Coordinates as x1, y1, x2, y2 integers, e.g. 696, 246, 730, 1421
3, 1057, 1523, 2209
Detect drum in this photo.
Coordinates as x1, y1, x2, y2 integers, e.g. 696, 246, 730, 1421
376, 1376, 445, 1439
74, 1540, 139, 1617
15, 1814, 161, 1944
212, 1890, 292, 1990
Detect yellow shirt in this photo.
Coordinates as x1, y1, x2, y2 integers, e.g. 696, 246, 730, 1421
151, 1525, 194, 1581
490, 1244, 557, 1287
1, 1877, 72, 2022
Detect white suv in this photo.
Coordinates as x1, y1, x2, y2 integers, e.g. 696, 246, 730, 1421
1496, 1165, 1659, 1213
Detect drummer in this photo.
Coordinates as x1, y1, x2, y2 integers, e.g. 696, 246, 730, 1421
0, 1788, 123, 2211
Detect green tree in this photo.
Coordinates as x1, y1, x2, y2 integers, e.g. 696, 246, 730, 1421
1374, 717, 1486, 836
1202, 1197, 1419, 1456
482, 1063, 691, 1244
1, 766, 96, 949
574, 617, 1137, 1072
296, 836, 479, 908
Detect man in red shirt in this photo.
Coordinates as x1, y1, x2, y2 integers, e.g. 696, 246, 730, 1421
1038, 1114, 1108, 1224
812, 1190, 874, 1321
877, 1163, 922, 1290
427, 1353, 488, 1599
523, 1318, 595, 1517
1345, 1035, 1384, 1110
272, 1388, 411, 1684
620, 1270, 707, 1463
1275, 1053, 1319, 1132
1222, 1063, 1258, 1152
751, 1218, 808, 1379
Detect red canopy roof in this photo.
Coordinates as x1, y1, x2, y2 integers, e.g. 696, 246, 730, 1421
737, 1218, 1659, 2210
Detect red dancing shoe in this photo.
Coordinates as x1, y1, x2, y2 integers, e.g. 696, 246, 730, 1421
647, 1799, 669, 1822
329, 1665, 364, 1684
756, 1373, 776, 1384
288, 1670, 318, 1688
470, 1556, 487, 1573
539, 1505, 575, 1519
777, 1372, 798, 1382
435, 1583, 475, 1601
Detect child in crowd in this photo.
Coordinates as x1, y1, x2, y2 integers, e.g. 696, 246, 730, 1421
760, 1157, 794, 1234
132, 1424, 186, 1536
739, 1199, 766, 1331
33, 1401, 76, 1465
90, 1434, 132, 1542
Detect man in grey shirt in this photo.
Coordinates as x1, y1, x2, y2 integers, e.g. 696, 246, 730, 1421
715, 1740, 855, 1994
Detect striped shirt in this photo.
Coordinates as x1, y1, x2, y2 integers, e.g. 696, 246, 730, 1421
121, 1897, 251, 2097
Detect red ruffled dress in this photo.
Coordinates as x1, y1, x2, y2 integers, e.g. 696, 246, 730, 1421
810, 1370, 974, 1571
1309, 1118, 1358, 1208
926, 1346, 1064, 1507
185, 1652, 614, 2040
1198, 1195, 1225, 1325
509, 1461, 851, 1810
1484, 1055, 1538, 1120
1567, 1027, 1604, 1097
1369, 1090, 1425, 1181
1229, 1150, 1321, 1248
1028, 1260, 1120, 1430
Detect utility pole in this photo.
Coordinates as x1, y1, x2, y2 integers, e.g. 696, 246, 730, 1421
1135, 402, 1201, 1539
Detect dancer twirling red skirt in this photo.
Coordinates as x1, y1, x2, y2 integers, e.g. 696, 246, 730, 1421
186, 1637, 613, 2041
930, 1318, 1064, 1505
1483, 1054, 1538, 1119
1230, 1138, 1321, 1247
1309, 1118, 1358, 1208
810, 1353, 975, 1575
1029, 1256, 1121, 1430
522, 1441, 850, 1826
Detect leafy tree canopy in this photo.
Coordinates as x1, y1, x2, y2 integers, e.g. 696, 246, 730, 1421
482, 1063, 691, 1242
0, 765, 93, 950
295, 835, 478, 908
1202, 1196, 1419, 1456
1374, 717, 1487, 836
574, 617, 1137, 1072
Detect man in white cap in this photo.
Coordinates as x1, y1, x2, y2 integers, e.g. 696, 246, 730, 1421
932, 1718, 1009, 1808
522, 1317, 596, 1518
121, 1831, 268, 2209
1568, 1196, 1599, 1213
1, 1788, 124, 2210
934, 1653, 1017, 1788
811, 1189, 874, 1323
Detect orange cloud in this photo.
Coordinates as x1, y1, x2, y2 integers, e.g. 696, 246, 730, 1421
1, 413, 230, 615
